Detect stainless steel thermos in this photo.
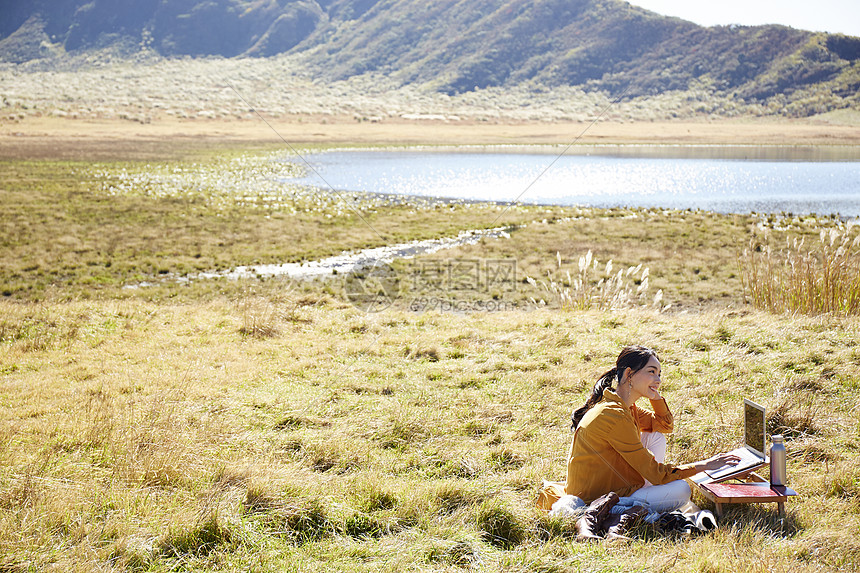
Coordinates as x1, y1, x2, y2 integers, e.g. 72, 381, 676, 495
770, 434, 787, 486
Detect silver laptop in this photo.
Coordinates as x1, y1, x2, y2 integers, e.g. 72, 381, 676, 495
705, 399, 768, 480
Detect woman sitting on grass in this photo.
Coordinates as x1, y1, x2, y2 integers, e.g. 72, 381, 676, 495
560, 345, 739, 538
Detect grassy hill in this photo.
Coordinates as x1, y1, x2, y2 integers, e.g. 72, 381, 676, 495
1, 0, 858, 117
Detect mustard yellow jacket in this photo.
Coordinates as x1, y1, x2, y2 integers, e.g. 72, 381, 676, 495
565, 390, 698, 502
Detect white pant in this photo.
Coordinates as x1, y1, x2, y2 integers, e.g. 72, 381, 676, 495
627, 431, 691, 513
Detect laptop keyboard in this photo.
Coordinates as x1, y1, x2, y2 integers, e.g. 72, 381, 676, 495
705, 447, 764, 479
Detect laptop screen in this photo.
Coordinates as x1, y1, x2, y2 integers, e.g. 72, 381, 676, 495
744, 399, 766, 457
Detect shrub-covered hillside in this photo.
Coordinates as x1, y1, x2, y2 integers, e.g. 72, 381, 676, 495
1, 0, 858, 116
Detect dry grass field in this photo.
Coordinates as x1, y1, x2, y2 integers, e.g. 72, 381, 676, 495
2, 294, 859, 571
3, 53, 860, 159
1, 103, 860, 571
0, 54, 801, 126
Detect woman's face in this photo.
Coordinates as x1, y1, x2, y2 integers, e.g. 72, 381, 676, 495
626, 356, 662, 401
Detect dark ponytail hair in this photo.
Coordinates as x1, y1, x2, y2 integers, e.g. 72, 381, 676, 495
571, 345, 659, 430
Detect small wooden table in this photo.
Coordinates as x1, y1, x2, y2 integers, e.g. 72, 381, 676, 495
689, 469, 797, 517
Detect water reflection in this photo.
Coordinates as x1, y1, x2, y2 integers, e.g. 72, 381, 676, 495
290, 146, 860, 217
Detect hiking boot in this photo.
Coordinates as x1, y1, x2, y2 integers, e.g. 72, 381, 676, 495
602, 505, 648, 541
575, 492, 619, 542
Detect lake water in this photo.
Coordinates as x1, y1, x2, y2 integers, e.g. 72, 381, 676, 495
290, 146, 860, 218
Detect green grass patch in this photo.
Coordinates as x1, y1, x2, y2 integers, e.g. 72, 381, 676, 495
0, 155, 539, 300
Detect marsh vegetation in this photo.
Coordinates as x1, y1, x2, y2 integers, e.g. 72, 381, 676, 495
1, 144, 859, 571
